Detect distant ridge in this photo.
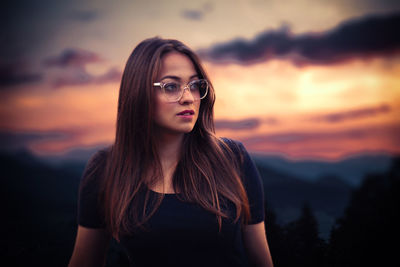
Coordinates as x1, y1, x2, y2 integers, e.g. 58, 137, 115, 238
4, 145, 393, 188
25, 145, 395, 186
36, 144, 109, 165
252, 152, 394, 186
253, 160, 353, 239
16, 144, 394, 187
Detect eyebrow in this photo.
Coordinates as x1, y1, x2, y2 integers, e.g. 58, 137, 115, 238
160, 74, 199, 81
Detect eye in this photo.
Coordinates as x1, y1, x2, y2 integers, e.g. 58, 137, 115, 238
190, 80, 207, 91
163, 82, 180, 93
189, 80, 201, 91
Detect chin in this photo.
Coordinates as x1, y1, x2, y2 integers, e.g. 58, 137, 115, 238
177, 125, 195, 133
157, 124, 195, 135
171, 120, 197, 133
155, 120, 197, 135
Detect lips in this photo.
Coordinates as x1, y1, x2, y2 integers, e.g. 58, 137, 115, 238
177, 110, 195, 116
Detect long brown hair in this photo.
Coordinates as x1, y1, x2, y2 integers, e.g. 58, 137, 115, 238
98, 37, 250, 240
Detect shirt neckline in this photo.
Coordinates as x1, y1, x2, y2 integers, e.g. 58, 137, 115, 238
148, 189, 180, 196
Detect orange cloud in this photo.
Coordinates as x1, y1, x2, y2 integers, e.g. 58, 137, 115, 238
239, 123, 400, 160
312, 103, 391, 123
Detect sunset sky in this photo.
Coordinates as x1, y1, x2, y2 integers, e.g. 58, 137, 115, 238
1, 0, 400, 160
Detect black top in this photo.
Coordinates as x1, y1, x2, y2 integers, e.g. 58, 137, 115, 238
77, 138, 265, 267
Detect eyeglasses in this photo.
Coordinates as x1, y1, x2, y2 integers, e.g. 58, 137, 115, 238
153, 79, 208, 103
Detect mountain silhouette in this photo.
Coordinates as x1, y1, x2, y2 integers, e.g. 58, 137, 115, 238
252, 153, 393, 186
253, 160, 353, 239
1, 149, 84, 266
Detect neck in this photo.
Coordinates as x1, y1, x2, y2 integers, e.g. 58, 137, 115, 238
155, 132, 184, 163
151, 131, 185, 193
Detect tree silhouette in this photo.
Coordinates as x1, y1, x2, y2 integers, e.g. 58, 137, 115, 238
264, 201, 286, 267
265, 202, 326, 267
328, 157, 400, 267
283, 203, 326, 267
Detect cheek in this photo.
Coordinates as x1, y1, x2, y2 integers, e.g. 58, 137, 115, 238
154, 97, 165, 122
154, 97, 174, 121
155, 94, 166, 113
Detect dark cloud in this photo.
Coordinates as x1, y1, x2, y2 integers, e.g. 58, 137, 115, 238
314, 104, 391, 123
181, 9, 204, 20
243, 123, 400, 146
215, 118, 261, 130
69, 9, 99, 22
95, 67, 122, 84
199, 12, 400, 66
352, 0, 400, 11
43, 48, 103, 68
0, 64, 43, 89
43, 48, 121, 88
181, 2, 213, 21
52, 69, 92, 88
52, 66, 122, 88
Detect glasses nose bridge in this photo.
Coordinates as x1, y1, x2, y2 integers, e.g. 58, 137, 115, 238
182, 83, 190, 92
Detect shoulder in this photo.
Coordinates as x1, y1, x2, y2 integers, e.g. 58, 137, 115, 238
81, 146, 111, 185
86, 146, 110, 169
219, 137, 245, 154
219, 137, 260, 181
220, 139, 265, 224
218, 137, 247, 163
219, 137, 242, 147
78, 147, 111, 228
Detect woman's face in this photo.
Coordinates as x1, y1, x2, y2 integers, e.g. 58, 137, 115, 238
153, 52, 201, 135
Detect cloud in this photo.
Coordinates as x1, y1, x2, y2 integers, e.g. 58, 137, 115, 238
95, 67, 122, 84
241, 123, 400, 159
199, 12, 400, 66
69, 9, 99, 22
313, 104, 392, 123
43, 48, 121, 88
0, 64, 43, 89
181, 2, 213, 21
215, 118, 261, 130
243, 125, 400, 145
43, 48, 103, 68
51, 69, 92, 88
52, 66, 122, 88
181, 9, 204, 20
352, 0, 400, 11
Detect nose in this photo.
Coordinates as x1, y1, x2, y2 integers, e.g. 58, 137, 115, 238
179, 86, 194, 104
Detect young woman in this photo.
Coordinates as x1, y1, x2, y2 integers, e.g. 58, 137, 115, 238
68, 37, 274, 267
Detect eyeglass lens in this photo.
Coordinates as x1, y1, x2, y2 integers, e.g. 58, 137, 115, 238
162, 80, 208, 102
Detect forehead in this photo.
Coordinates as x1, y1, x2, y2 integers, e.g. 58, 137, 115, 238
157, 52, 197, 80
